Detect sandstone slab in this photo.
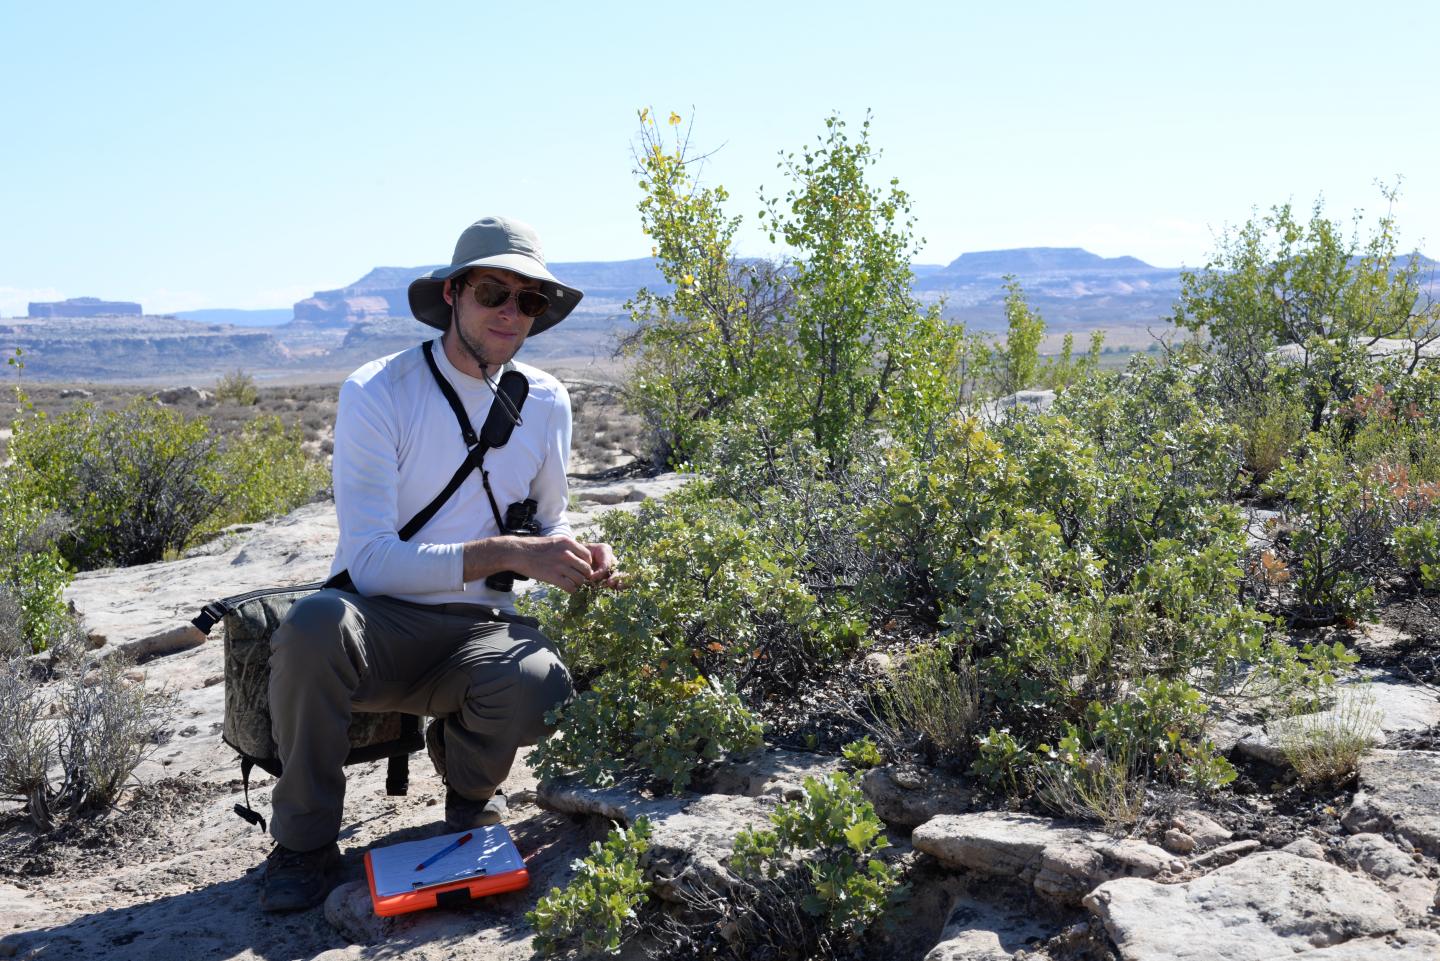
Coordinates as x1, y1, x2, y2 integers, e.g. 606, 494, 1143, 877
702, 749, 846, 799
1342, 750, 1440, 858
1343, 833, 1437, 919
535, 778, 781, 903
862, 765, 974, 829
911, 812, 1181, 905
922, 881, 1054, 961
1267, 931, 1440, 960
1084, 851, 1401, 961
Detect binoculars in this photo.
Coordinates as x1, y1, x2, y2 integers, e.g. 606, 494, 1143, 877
484, 499, 540, 593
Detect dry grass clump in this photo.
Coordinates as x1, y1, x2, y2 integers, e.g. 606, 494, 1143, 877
869, 642, 980, 762
1268, 688, 1382, 786
0, 590, 172, 830
1035, 743, 1147, 835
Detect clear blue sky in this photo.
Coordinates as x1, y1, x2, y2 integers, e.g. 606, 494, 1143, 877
2, 0, 1436, 316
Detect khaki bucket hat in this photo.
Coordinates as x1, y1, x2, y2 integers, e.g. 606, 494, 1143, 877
407, 216, 583, 335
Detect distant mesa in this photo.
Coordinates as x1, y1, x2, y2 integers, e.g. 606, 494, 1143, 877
28, 296, 142, 318
291, 267, 430, 326
937, 247, 1155, 277
289, 259, 666, 327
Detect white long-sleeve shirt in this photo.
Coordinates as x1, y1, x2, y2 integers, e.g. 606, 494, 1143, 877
329, 338, 572, 609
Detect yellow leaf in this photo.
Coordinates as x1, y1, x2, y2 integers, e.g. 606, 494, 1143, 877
682, 273, 695, 286
639, 107, 650, 124
668, 112, 682, 126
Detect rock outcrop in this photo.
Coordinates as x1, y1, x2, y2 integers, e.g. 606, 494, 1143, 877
911, 812, 1181, 906
1342, 750, 1440, 858
1084, 851, 1407, 960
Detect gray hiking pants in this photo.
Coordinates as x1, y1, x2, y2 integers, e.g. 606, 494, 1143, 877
267, 588, 573, 852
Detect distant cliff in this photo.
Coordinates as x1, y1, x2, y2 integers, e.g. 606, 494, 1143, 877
28, 297, 142, 319
0, 316, 289, 379
288, 249, 1187, 334
290, 259, 666, 327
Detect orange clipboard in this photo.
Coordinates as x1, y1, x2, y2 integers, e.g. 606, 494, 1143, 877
363, 824, 529, 917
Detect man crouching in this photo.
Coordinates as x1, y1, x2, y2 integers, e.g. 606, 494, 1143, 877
259, 217, 621, 912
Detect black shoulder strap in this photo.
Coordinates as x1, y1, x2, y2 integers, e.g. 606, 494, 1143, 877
323, 340, 530, 590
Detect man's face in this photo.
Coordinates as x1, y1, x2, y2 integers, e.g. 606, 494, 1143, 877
443, 267, 542, 371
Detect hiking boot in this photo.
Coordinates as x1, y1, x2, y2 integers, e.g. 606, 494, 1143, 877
445, 787, 506, 830
258, 841, 341, 913
426, 716, 448, 783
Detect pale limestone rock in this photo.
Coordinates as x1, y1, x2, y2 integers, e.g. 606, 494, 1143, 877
1190, 839, 1261, 869
1342, 833, 1437, 919
703, 749, 845, 800
911, 812, 1180, 906
864, 651, 894, 673
1344, 833, 1425, 881
151, 385, 214, 405
1265, 931, 1440, 960
1172, 808, 1232, 849
535, 777, 780, 903
1161, 828, 1196, 854
862, 765, 974, 829
1345, 670, 1440, 734
1342, 750, 1440, 857
1084, 851, 1401, 960
1282, 838, 1327, 860
921, 881, 1053, 961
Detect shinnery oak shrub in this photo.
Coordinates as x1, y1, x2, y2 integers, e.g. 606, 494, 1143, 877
0, 488, 71, 653
731, 773, 900, 940
528, 817, 652, 957
529, 488, 858, 791
1264, 444, 1390, 624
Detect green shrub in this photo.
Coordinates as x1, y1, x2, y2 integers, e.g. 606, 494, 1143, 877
732, 772, 900, 939
1172, 193, 1435, 433
0, 485, 72, 653
9, 399, 326, 569
198, 415, 328, 539
528, 817, 653, 957
971, 728, 1030, 797
528, 487, 860, 792
623, 111, 968, 470
1265, 445, 1389, 622
841, 736, 883, 769
214, 369, 259, 405
1240, 395, 1309, 484
1394, 518, 1440, 588
532, 670, 762, 793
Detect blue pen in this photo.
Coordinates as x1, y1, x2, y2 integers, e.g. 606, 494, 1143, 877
415, 831, 474, 872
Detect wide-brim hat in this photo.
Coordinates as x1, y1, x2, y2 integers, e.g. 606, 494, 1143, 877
407, 216, 583, 335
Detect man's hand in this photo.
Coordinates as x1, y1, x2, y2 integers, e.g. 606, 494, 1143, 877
510, 535, 596, 593
585, 542, 626, 589
465, 534, 593, 593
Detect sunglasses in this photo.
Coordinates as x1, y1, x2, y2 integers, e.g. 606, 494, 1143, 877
460, 279, 550, 319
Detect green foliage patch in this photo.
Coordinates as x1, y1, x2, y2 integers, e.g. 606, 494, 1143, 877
528, 817, 653, 957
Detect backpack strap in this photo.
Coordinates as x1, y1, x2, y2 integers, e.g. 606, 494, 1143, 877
233, 757, 268, 832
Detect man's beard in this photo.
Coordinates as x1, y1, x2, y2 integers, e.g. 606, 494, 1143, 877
449, 321, 502, 373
